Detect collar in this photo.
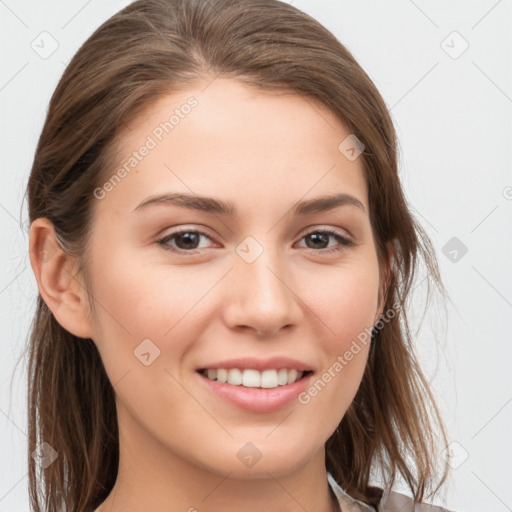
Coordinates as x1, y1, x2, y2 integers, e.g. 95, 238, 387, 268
327, 471, 454, 512
327, 471, 376, 511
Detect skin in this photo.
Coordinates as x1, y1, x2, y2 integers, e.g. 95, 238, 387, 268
29, 77, 391, 512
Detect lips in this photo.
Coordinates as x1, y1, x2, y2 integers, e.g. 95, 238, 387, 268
196, 369, 314, 413
194, 355, 315, 412
196, 355, 314, 373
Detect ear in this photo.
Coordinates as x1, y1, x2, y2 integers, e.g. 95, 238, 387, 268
29, 218, 94, 339
373, 239, 395, 325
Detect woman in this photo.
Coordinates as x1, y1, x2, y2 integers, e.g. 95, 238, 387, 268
26, 0, 454, 510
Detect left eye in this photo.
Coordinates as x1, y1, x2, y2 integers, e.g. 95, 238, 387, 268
158, 230, 214, 252
157, 228, 355, 254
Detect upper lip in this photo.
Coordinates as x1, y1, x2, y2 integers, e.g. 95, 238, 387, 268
197, 356, 314, 372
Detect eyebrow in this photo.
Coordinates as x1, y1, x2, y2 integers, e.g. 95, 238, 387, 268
132, 192, 366, 216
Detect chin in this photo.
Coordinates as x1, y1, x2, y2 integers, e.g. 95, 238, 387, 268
198, 440, 319, 480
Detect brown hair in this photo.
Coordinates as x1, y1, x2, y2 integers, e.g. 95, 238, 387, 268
23, 0, 450, 510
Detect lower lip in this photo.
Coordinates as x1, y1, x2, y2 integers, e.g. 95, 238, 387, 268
196, 371, 313, 413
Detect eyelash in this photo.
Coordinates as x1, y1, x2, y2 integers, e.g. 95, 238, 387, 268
157, 228, 356, 255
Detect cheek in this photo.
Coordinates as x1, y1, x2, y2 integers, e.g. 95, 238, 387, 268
85, 256, 206, 428
297, 263, 377, 410
89, 252, 203, 336
305, 260, 380, 347
86, 252, 221, 380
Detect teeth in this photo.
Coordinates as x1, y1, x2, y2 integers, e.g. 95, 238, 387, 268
287, 369, 298, 384
242, 369, 260, 388
217, 368, 228, 383
261, 369, 278, 388
227, 368, 242, 385
277, 368, 288, 385
202, 368, 306, 388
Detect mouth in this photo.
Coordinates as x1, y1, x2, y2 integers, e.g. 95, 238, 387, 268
196, 368, 314, 389
195, 367, 315, 413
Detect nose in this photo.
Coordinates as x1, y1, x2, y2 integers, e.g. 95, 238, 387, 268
222, 243, 303, 338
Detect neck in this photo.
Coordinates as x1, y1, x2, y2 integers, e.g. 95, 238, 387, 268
95, 407, 338, 512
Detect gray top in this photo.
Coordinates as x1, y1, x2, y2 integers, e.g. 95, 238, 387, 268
327, 472, 455, 512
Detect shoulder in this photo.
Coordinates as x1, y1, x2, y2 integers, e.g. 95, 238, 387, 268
327, 471, 455, 512
379, 489, 455, 512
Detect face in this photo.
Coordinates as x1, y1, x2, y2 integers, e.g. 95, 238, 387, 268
81, 78, 385, 479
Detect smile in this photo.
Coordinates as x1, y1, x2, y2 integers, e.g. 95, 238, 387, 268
198, 368, 312, 388
196, 368, 314, 413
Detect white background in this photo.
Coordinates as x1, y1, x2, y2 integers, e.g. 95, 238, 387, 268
1, 1, 511, 511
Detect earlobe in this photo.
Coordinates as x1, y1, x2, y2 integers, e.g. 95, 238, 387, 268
29, 218, 94, 340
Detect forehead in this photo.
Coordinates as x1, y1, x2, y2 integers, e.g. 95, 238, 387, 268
95, 78, 368, 218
